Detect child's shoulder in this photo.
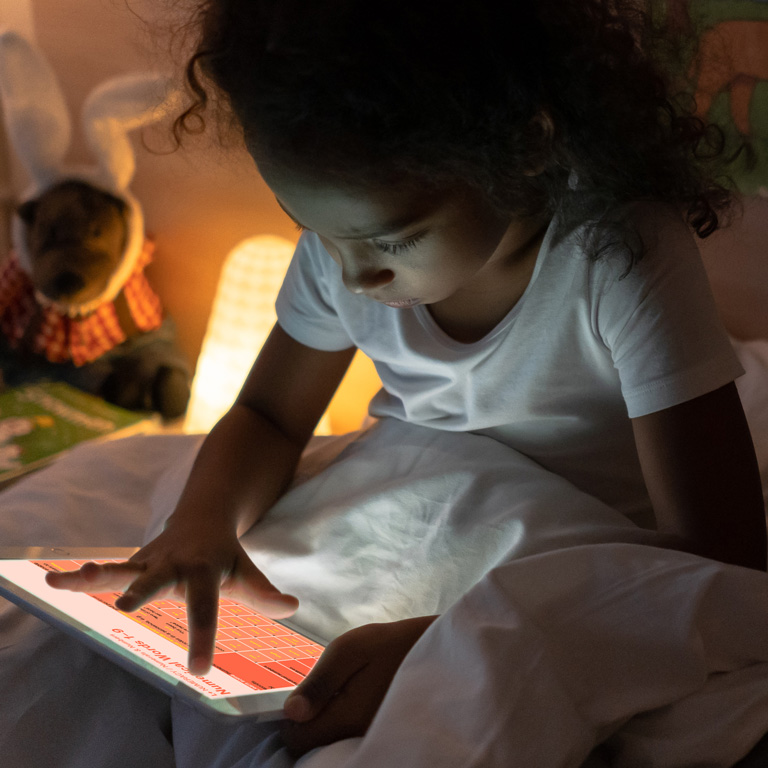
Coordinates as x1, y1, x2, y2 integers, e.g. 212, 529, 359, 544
561, 202, 711, 318
580, 201, 701, 273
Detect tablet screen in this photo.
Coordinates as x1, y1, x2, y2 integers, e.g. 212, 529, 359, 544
0, 558, 323, 702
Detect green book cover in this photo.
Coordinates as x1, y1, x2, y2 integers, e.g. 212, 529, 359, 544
0, 382, 156, 487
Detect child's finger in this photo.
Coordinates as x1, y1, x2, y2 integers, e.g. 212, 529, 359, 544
45, 560, 145, 592
281, 683, 369, 756
184, 568, 220, 675
283, 630, 368, 722
226, 555, 299, 618
114, 565, 178, 612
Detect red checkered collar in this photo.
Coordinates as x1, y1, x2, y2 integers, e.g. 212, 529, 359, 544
0, 239, 164, 365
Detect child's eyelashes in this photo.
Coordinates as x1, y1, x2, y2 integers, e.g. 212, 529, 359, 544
294, 222, 425, 255
373, 233, 425, 255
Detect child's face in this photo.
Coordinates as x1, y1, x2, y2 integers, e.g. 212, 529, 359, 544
257, 159, 542, 309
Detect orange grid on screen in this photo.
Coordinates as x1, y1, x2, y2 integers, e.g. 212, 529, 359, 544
37, 559, 323, 692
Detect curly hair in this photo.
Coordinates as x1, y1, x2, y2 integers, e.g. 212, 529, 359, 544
173, 0, 737, 261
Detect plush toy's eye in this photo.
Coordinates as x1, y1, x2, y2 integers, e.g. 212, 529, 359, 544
17, 200, 37, 224
91, 225, 102, 238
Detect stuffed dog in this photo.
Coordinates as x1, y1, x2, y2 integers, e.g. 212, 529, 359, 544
0, 30, 191, 420
18, 180, 129, 306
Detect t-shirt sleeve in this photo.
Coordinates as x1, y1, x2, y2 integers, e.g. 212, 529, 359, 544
275, 232, 355, 351
594, 209, 743, 418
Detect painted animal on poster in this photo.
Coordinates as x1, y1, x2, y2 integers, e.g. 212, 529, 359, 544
693, 19, 768, 136
0, 30, 191, 420
666, 0, 768, 138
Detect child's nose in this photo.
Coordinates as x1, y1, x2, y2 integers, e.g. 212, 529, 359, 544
342, 265, 395, 295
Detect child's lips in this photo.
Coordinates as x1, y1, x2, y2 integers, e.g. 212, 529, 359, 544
381, 298, 421, 308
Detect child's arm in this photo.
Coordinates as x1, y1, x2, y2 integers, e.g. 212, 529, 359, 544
46, 323, 356, 673
632, 381, 767, 570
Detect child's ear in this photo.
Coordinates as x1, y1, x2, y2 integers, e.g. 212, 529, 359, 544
16, 199, 38, 225
523, 110, 555, 177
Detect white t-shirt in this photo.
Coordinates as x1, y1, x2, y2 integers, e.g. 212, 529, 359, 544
275, 209, 742, 525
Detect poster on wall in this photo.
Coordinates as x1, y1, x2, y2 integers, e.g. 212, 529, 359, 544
664, 0, 768, 196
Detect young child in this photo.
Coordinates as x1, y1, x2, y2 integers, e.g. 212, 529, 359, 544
47, 0, 767, 755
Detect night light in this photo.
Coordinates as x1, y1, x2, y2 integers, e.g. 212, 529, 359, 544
183, 235, 332, 435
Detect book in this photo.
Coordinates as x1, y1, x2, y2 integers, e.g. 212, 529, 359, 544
0, 381, 158, 488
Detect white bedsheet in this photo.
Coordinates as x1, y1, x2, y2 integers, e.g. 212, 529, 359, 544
0, 337, 767, 767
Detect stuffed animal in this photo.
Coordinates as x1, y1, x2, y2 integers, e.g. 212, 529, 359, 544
0, 30, 191, 420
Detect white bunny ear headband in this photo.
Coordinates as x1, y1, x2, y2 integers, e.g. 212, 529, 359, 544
0, 29, 182, 314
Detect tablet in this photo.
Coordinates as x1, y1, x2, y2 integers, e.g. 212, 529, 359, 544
0, 547, 326, 721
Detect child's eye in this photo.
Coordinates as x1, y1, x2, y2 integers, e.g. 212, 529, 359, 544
295, 222, 306, 232
373, 233, 425, 255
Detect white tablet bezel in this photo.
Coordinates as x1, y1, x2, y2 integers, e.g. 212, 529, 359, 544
0, 547, 326, 721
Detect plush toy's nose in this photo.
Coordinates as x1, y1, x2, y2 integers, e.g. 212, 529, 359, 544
47, 271, 86, 300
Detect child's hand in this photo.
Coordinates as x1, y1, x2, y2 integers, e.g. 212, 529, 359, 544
44, 525, 299, 675
281, 615, 437, 757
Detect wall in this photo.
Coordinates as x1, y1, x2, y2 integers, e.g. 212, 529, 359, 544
698, 196, 768, 342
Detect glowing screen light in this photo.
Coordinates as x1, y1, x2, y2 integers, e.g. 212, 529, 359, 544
184, 235, 332, 435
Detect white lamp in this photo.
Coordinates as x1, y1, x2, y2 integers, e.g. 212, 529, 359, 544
184, 235, 332, 435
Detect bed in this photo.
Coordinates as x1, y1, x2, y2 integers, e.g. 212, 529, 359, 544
1, 199, 768, 768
